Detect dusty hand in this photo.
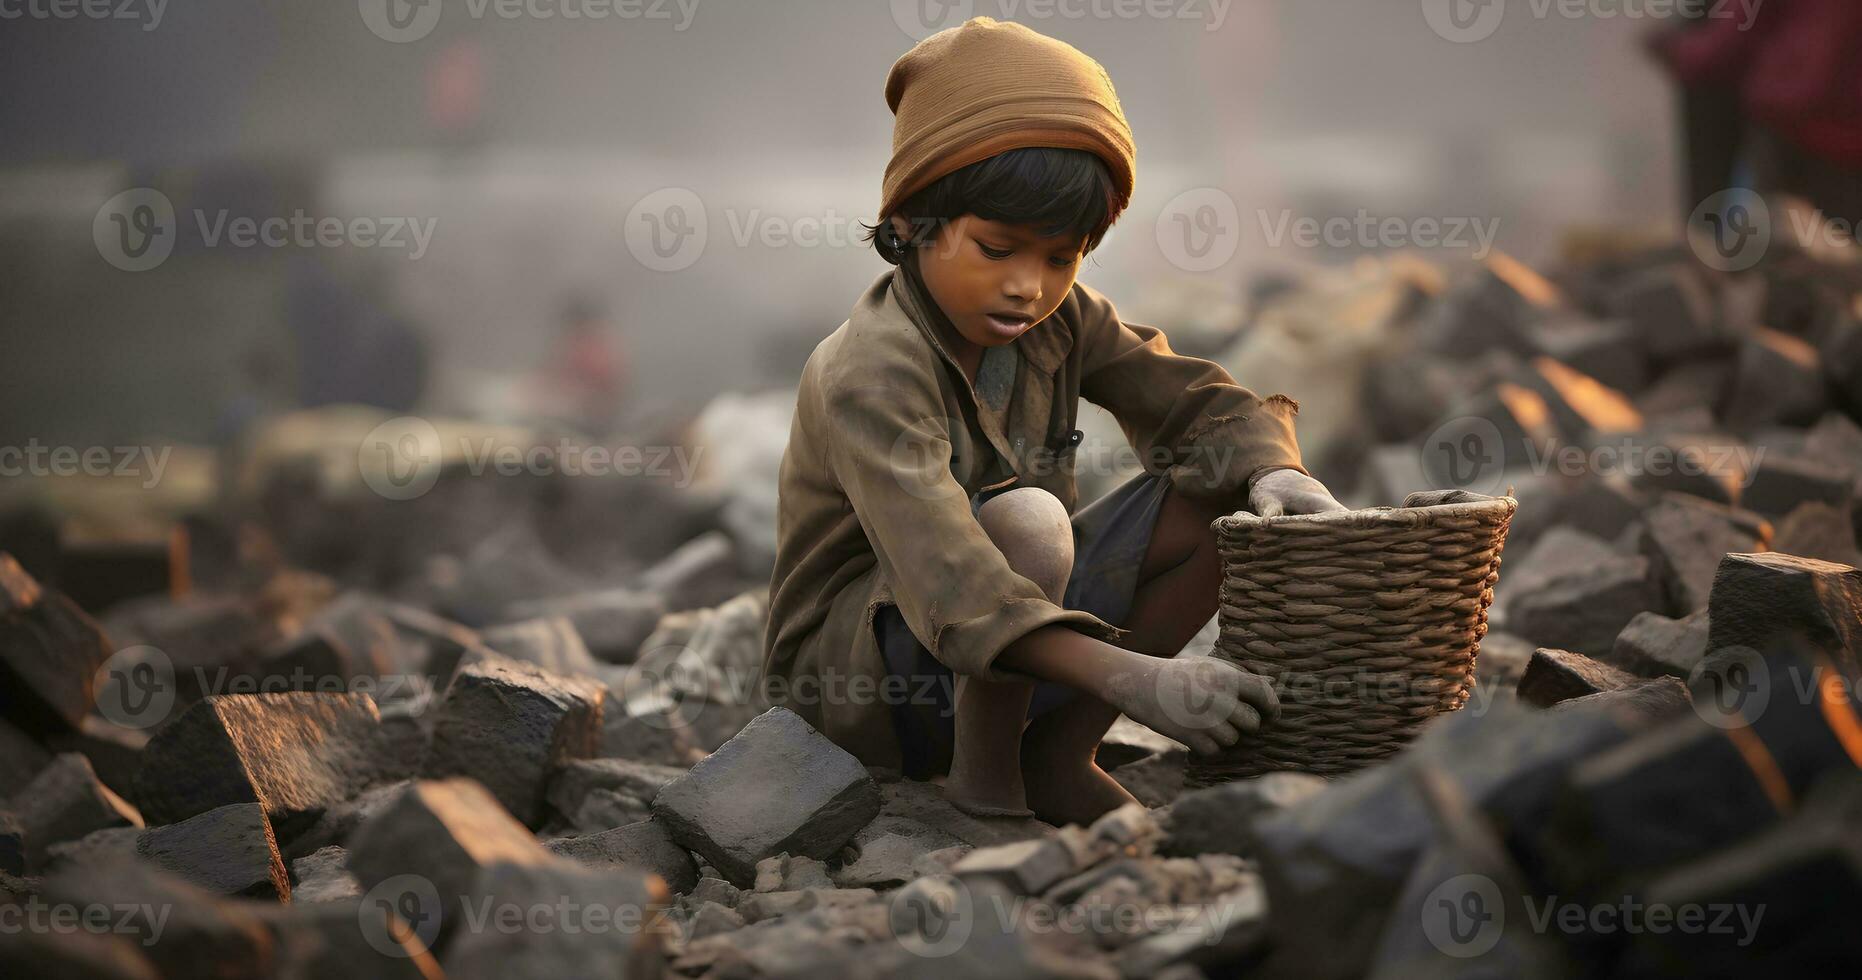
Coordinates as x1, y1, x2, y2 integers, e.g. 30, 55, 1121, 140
1248, 468, 1348, 518
1105, 657, 1282, 756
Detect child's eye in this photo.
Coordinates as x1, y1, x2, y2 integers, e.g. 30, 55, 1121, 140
1050, 253, 1079, 268
977, 242, 1012, 260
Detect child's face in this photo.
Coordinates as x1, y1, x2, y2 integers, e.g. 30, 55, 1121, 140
895, 214, 1086, 352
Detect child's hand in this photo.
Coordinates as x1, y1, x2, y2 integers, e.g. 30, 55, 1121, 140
1248, 468, 1348, 518
1104, 657, 1281, 756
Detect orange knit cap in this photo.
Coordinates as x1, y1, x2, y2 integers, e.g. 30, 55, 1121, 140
879, 17, 1136, 226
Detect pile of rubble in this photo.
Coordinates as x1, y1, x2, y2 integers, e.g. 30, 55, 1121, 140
0, 241, 1859, 978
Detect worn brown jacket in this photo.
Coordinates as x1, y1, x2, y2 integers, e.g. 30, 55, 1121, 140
761, 260, 1306, 770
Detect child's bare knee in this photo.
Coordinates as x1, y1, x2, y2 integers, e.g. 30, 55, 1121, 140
976, 487, 1073, 602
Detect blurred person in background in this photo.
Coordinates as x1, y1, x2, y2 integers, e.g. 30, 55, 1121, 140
1651, 0, 1862, 227
531, 294, 629, 436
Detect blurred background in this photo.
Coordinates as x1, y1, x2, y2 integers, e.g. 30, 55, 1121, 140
2, 0, 1680, 445
0, 0, 1856, 624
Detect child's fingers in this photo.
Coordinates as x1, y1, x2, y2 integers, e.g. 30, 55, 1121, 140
1185, 731, 1220, 756
1208, 718, 1242, 748
1228, 701, 1262, 735
1232, 671, 1281, 722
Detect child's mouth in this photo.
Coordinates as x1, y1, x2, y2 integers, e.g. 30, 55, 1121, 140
983, 313, 1033, 339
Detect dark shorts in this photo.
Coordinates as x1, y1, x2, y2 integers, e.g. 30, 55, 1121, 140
875, 472, 1173, 779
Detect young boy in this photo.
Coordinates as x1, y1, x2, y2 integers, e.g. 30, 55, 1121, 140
761, 17, 1346, 827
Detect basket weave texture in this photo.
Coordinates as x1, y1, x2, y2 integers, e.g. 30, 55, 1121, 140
1186, 492, 1517, 785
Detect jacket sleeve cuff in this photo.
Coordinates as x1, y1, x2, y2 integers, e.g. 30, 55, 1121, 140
1165, 395, 1306, 501
928, 597, 1126, 682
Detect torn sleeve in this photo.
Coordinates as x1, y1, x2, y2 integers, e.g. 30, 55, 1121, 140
1072, 283, 1307, 501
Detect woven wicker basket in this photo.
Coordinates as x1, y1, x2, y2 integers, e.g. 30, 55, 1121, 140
1185, 490, 1517, 786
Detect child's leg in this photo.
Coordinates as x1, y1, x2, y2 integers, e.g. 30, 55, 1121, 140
943, 487, 1075, 817
1020, 484, 1230, 826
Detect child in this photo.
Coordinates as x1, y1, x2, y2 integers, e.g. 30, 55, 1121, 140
761, 17, 1346, 827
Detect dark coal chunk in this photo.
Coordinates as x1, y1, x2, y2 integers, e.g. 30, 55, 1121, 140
1509, 556, 1662, 657
0, 554, 112, 734
1638, 494, 1771, 615
9, 753, 143, 872
1607, 609, 1711, 679
132, 692, 387, 834
422, 656, 604, 828
344, 779, 558, 952
138, 802, 290, 900
1516, 648, 1639, 707
1706, 552, 1862, 666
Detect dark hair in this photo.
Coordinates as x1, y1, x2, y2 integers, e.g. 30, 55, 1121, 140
862, 146, 1119, 265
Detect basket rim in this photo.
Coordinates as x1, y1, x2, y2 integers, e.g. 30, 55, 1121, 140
1212, 494, 1518, 532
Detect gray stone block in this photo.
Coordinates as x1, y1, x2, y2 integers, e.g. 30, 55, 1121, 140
1162, 772, 1329, 857
544, 818, 698, 894
650, 707, 878, 886
291, 845, 362, 903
